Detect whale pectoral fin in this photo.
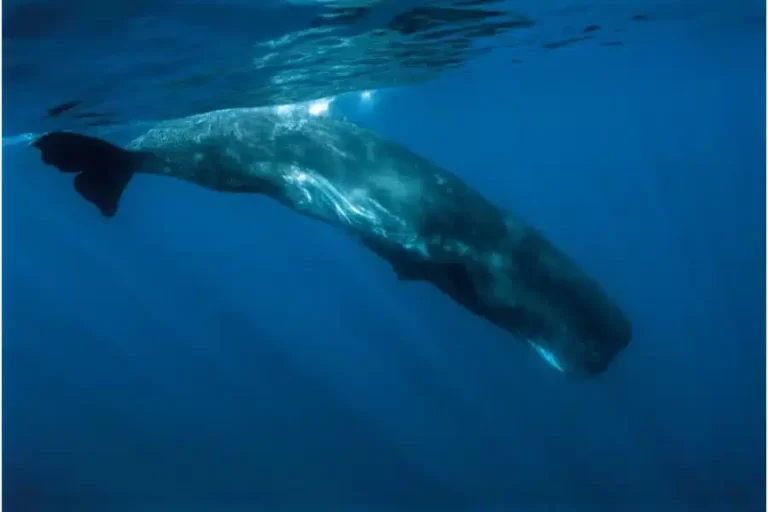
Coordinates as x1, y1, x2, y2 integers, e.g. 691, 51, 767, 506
392, 260, 427, 281
359, 237, 474, 292
392, 259, 475, 295
32, 131, 151, 217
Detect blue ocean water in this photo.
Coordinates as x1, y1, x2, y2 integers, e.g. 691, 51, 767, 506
3, 1, 766, 510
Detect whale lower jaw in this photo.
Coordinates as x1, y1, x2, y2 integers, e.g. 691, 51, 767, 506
526, 340, 567, 373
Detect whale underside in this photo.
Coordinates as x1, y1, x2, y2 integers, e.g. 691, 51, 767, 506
31, 106, 631, 377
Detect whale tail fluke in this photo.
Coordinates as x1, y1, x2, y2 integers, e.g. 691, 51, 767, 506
31, 131, 150, 217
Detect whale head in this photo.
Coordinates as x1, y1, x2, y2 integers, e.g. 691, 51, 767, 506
496, 227, 632, 377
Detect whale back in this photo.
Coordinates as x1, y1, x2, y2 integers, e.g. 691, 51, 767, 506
132, 108, 509, 252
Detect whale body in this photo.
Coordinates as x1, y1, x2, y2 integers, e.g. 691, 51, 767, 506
32, 106, 631, 376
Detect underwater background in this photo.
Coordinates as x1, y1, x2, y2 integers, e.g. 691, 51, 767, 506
3, 0, 766, 510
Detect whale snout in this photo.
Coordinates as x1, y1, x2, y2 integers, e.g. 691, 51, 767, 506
581, 315, 632, 376
562, 305, 632, 377
524, 289, 632, 377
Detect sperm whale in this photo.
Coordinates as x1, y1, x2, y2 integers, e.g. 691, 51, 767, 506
32, 106, 631, 376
